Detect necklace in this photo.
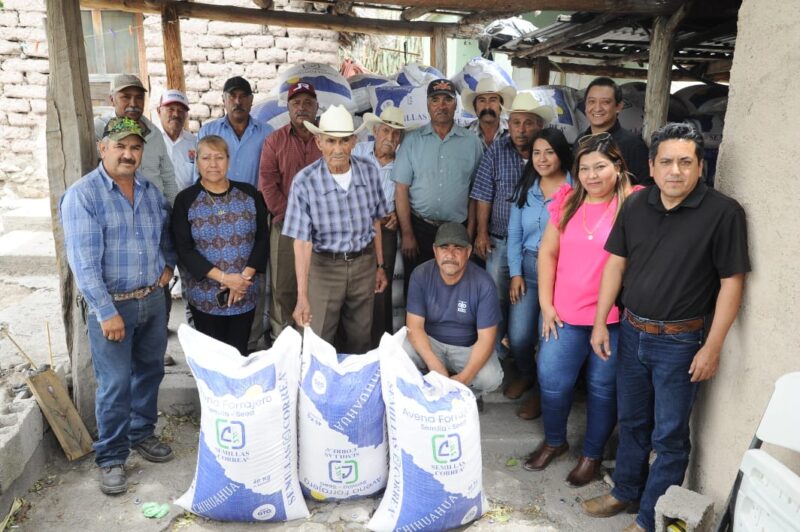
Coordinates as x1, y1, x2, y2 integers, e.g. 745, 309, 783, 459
581, 198, 614, 240
202, 181, 230, 215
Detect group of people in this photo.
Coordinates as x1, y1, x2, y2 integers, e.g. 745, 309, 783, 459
60, 69, 749, 532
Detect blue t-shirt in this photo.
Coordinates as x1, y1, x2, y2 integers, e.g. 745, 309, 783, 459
406, 260, 501, 347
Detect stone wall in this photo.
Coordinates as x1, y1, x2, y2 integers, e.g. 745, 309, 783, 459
0, 0, 340, 199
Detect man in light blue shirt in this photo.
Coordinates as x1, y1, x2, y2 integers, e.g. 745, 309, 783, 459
392, 79, 484, 297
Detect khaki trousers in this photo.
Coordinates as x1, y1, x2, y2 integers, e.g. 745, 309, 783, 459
269, 221, 297, 340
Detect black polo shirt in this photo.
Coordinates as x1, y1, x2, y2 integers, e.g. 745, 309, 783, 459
605, 182, 750, 321
579, 121, 652, 186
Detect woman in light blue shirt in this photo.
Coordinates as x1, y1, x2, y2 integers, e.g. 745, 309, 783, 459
506, 128, 573, 419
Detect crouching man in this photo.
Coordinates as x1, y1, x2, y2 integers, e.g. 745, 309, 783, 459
403, 223, 504, 403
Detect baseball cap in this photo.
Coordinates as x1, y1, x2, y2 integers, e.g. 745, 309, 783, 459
287, 81, 317, 101
434, 223, 470, 247
223, 76, 253, 95
110, 74, 146, 94
427, 78, 456, 98
159, 89, 190, 110
102, 117, 146, 142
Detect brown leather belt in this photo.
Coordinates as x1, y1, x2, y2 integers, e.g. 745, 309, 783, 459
111, 282, 160, 302
315, 243, 373, 262
625, 312, 704, 335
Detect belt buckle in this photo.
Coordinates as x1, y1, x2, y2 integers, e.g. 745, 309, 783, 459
341, 252, 354, 262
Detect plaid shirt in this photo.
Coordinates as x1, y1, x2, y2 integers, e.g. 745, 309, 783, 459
470, 135, 526, 237
282, 157, 387, 253
60, 164, 176, 321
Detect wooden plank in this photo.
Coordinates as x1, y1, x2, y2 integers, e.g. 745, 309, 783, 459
514, 14, 641, 58
90, 10, 106, 74
401, 7, 433, 21
517, 59, 729, 82
161, 4, 186, 92
80, 0, 459, 37
533, 56, 550, 86
45, 0, 99, 433
430, 27, 447, 75
360, 0, 682, 15
27, 370, 94, 461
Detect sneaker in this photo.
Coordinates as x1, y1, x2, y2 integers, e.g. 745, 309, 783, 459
99, 464, 127, 495
134, 435, 174, 463
476, 396, 485, 413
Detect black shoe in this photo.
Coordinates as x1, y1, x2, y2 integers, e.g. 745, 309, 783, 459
477, 396, 485, 413
100, 464, 127, 495
134, 435, 174, 463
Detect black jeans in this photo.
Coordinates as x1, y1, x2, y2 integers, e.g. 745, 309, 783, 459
188, 305, 256, 356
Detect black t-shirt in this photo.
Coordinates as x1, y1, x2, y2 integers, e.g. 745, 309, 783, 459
580, 121, 652, 186
605, 183, 750, 320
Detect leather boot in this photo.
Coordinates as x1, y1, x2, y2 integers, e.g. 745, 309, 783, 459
566, 456, 601, 487
504, 377, 533, 400
517, 391, 541, 420
522, 442, 569, 471
581, 493, 629, 518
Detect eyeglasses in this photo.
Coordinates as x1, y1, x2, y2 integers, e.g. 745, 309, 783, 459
577, 131, 612, 146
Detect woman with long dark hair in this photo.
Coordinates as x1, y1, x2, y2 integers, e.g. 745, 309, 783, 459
524, 133, 641, 486
506, 128, 573, 419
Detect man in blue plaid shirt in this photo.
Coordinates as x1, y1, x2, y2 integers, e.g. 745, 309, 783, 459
283, 105, 388, 353
61, 118, 177, 496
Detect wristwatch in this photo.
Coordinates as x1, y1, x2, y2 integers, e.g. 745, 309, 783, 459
376, 263, 386, 270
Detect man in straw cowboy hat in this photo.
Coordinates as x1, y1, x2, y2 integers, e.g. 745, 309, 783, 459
470, 91, 555, 419
283, 105, 389, 352
354, 105, 407, 345
462, 77, 517, 150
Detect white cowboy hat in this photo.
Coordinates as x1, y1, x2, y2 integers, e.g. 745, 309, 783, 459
504, 91, 556, 124
303, 104, 364, 137
362, 105, 406, 130
461, 77, 517, 116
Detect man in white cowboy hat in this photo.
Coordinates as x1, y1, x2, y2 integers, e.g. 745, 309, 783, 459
283, 105, 389, 353
462, 77, 517, 150
470, 90, 555, 416
354, 105, 406, 345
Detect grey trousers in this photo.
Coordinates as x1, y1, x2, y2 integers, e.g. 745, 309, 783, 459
269, 221, 297, 340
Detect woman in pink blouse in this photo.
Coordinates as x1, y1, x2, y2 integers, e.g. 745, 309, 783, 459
522, 133, 642, 486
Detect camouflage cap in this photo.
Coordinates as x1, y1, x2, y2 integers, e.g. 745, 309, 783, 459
102, 117, 146, 142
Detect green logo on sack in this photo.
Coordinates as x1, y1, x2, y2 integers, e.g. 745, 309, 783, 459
432, 433, 462, 463
329, 460, 359, 484
216, 418, 245, 449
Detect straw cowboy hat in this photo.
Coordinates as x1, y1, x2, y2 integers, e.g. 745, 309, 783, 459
303, 104, 364, 137
505, 91, 556, 124
362, 105, 407, 130
461, 77, 517, 116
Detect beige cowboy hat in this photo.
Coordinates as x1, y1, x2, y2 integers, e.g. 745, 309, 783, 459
504, 91, 556, 124
362, 105, 406, 130
461, 77, 517, 116
304, 104, 365, 137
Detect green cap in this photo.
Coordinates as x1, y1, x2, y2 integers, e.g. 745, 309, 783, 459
102, 117, 146, 142
434, 223, 470, 247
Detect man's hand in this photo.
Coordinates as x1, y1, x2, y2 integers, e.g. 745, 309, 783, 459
383, 211, 398, 231
689, 343, 720, 382
451, 371, 475, 387
590, 323, 611, 361
425, 358, 449, 378
509, 275, 526, 304
473, 231, 492, 261
100, 314, 126, 342
401, 232, 419, 260
375, 268, 388, 294
158, 266, 174, 288
292, 296, 312, 327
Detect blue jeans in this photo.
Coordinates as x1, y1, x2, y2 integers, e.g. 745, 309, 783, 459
611, 315, 703, 532
506, 250, 539, 380
486, 236, 510, 359
537, 322, 618, 458
87, 289, 167, 467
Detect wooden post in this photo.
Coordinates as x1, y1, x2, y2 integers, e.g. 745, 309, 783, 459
643, 2, 691, 144
161, 4, 186, 92
45, 0, 98, 432
430, 27, 447, 74
533, 57, 550, 86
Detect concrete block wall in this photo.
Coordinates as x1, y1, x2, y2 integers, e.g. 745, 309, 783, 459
0, 0, 340, 199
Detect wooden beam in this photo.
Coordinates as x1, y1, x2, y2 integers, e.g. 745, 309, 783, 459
515, 14, 641, 58
525, 59, 729, 82
161, 4, 185, 92
643, 1, 692, 143
430, 27, 448, 74
80, 0, 459, 37
45, 0, 98, 432
333, 1, 353, 15
251, 0, 273, 7
401, 7, 433, 21
533, 56, 550, 86
360, 0, 682, 15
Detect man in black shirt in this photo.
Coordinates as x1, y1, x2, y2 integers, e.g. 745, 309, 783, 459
582, 123, 750, 532
579, 77, 651, 185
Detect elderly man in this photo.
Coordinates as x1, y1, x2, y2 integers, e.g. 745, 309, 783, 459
199, 76, 271, 349
355, 105, 406, 345
61, 118, 176, 495
404, 223, 504, 404
258, 81, 321, 340
95, 74, 178, 204
580, 77, 650, 185
462, 77, 516, 150
470, 92, 554, 415
283, 105, 388, 353
582, 123, 750, 532
155, 89, 196, 193
393, 79, 484, 296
